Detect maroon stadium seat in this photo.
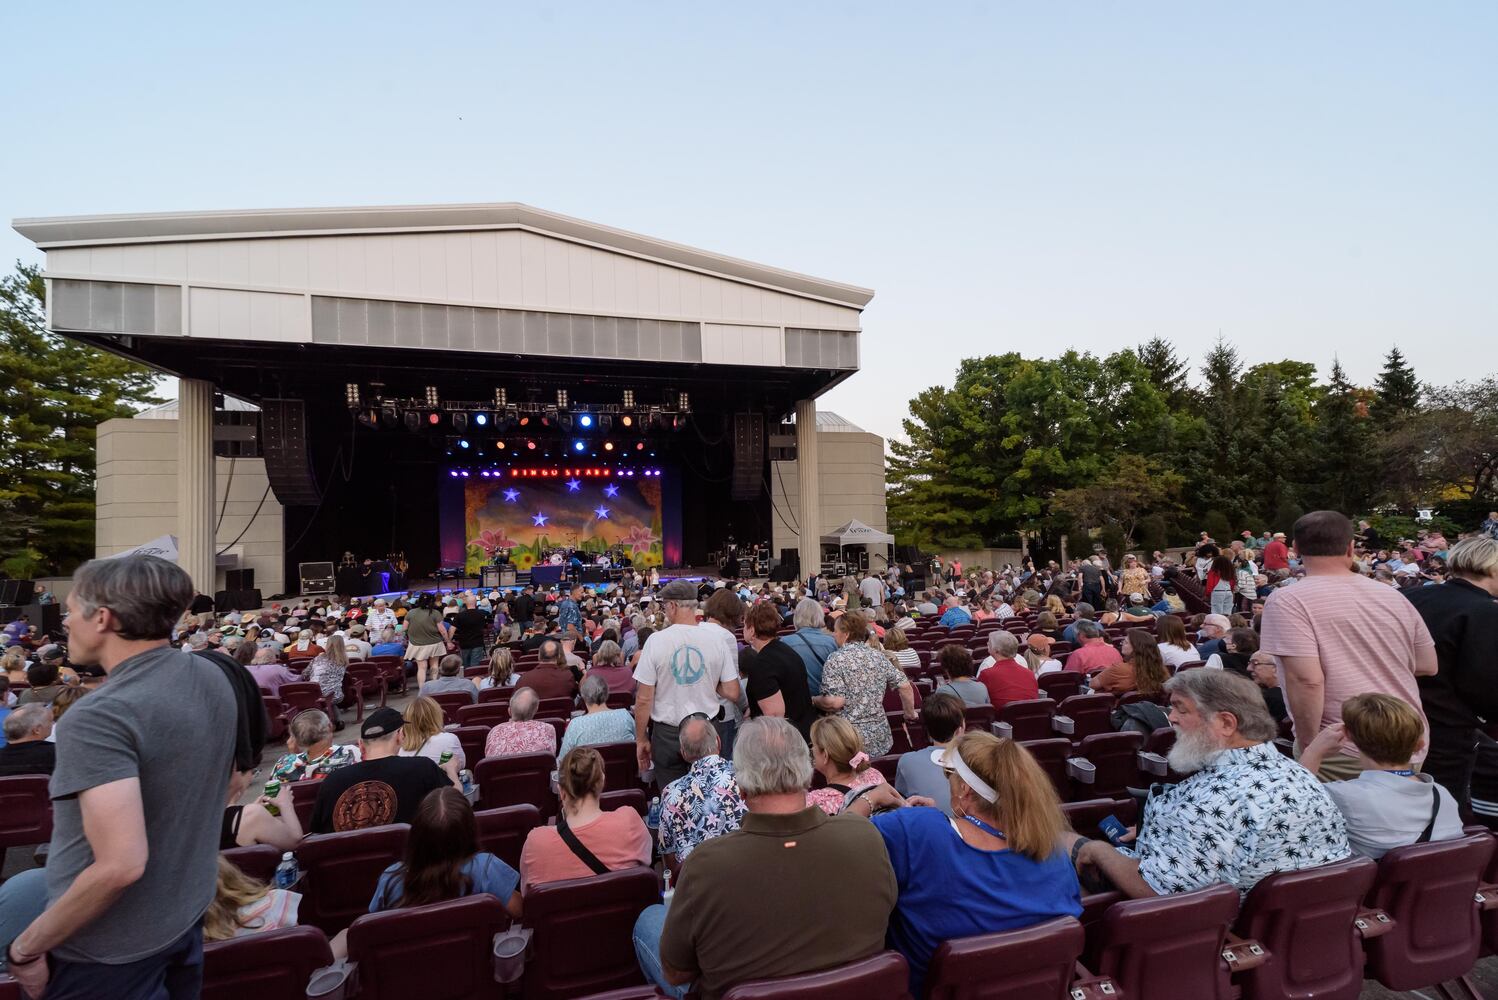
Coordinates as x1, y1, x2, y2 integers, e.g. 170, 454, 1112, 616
296, 823, 409, 935
600, 787, 649, 817
522, 868, 661, 1000
537, 696, 576, 718
475, 803, 544, 870
453, 724, 490, 768
1062, 797, 1138, 842
348, 893, 510, 1000
886, 715, 929, 754
1067, 731, 1146, 800
962, 704, 995, 733
1019, 738, 1073, 799
289, 779, 320, 831
872, 754, 901, 784
201, 924, 333, 1000
459, 702, 512, 728
1233, 855, 1378, 1000
275, 682, 333, 726
1362, 832, 1495, 992
925, 919, 1082, 1000
478, 687, 512, 705
475, 752, 557, 816
1089, 881, 1242, 1000
1052, 694, 1114, 743
429, 691, 474, 726
594, 741, 641, 789
220, 843, 281, 885
605, 691, 635, 711
995, 699, 1057, 743
0, 775, 53, 853
345, 661, 384, 708
721, 950, 909, 1000
262, 695, 287, 741
884, 685, 923, 712
540, 717, 569, 748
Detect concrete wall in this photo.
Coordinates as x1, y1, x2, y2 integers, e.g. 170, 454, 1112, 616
96, 417, 286, 596
771, 428, 887, 569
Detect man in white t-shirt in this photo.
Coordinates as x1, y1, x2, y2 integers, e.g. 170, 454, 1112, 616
364, 600, 397, 637
634, 580, 741, 788
858, 573, 886, 609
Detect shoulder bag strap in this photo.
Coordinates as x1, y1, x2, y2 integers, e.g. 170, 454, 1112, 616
1417, 783, 1440, 844
556, 816, 610, 875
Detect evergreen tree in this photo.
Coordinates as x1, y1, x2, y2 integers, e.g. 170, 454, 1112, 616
0, 263, 162, 575
1187, 338, 1255, 526
1309, 359, 1375, 515
1247, 373, 1313, 530
1370, 347, 1421, 430
1135, 337, 1191, 407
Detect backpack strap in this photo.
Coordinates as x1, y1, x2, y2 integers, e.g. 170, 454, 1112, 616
556, 815, 610, 875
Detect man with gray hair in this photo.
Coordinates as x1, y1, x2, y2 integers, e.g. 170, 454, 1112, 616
0, 704, 56, 776
656, 717, 745, 870
7, 554, 238, 999
783, 598, 836, 696
1065, 670, 1349, 899
633, 717, 896, 999
1065, 619, 1122, 674
975, 630, 1039, 708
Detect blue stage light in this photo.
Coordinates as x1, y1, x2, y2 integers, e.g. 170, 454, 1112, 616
573, 440, 586, 452
579, 414, 594, 428
459, 439, 470, 449
475, 413, 488, 426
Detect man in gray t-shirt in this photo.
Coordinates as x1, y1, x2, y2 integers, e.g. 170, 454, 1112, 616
7, 555, 236, 1000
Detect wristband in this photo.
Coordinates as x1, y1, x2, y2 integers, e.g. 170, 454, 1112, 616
7, 941, 42, 967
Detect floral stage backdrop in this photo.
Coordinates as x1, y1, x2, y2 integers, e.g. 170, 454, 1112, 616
460, 473, 668, 573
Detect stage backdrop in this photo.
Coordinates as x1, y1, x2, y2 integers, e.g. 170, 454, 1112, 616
445, 471, 678, 574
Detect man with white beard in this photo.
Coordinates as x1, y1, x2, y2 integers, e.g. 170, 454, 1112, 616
1064, 669, 1349, 898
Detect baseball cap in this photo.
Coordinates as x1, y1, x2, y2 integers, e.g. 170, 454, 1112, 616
1128, 592, 1145, 604
658, 580, 698, 601
361, 707, 405, 740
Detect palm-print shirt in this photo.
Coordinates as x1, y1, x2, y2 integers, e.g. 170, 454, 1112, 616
658, 754, 746, 861
302, 654, 346, 700
1130, 741, 1350, 896
271, 744, 362, 783
820, 643, 910, 757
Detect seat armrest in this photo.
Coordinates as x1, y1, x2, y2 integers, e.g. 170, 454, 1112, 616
1476, 884, 1498, 911
1221, 933, 1269, 971
1069, 961, 1120, 999
991, 721, 1014, 740
1137, 751, 1168, 776
1067, 758, 1096, 783
1052, 715, 1076, 735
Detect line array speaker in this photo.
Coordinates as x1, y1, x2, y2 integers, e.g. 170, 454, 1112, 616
261, 399, 321, 506
731, 412, 765, 502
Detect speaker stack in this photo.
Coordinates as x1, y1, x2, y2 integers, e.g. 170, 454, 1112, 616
261, 399, 321, 506
731, 413, 765, 502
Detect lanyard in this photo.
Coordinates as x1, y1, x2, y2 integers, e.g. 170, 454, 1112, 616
962, 814, 1006, 840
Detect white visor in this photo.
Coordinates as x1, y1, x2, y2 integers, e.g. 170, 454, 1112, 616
930, 746, 997, 803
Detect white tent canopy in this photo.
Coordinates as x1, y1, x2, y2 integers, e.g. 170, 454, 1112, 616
105, 534, 179, 562
821, 520, 895, 547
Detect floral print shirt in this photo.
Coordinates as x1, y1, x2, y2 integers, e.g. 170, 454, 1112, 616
820, 643, 909, 757
302, 654, 346, 700
806, 767, 886, 816
270, 743, 362, 783
484, 720, 558, 759
658, 754, 746, 861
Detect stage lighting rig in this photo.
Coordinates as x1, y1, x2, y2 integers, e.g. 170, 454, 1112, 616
557, 389, 569, 408
495, 388, 507, 407
345, 383, 361, 407
425, 386, 440, 407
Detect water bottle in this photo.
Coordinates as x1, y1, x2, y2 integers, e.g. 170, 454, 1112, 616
646, 796, 661, 831
661, 868, 674, 903
275, 851, 300, 890
460, 769, 474, 797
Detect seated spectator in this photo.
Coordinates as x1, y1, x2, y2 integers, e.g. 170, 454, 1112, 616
421, 654, 478, 702
938, 596, 973, 628
47, 686, 86, 743
1022, 633, 1063, 675
369, 627, 405, 659
658, 717, 746, 870
1066, 670, 1350, 897
1246, 649, 1289, 722
1033, 611, 1062, 639
220, 768, 302, 850
369, 787, 521, 915
343, 625, 371, 662
976, 632, 1039, 708
583, 639, 636, 696
884, 628, 921, 669
400, 696, 466, 769
876, 732, 1082, 994
0, 705, 56, 776
310, 707, 458, 833
519, 746, 651, 891
633, 717, 897, 1000
1, 646, 27, 687
475, 646, 517, 692
17, 658, 69, 707
1194, 613, 1231, 660
1301, 693, 1463, 858
0, 677, 10, 743
247, 647, 300, 696
285, 628, 324, 663
1061, 604, 1096, 646
933, 646, 990, 709
514, 640, 578, 701
806, 716, 888, 815
1119, 593, 1156, 622
1065, 621, 1123, 674
1091, 629, 1168, 697
558, 675, 635, 760
300, 634, 348, 727
484, 687, 558, 758
202, 857, 300, 942
1205, 626, 1257, 675
270, 709, 361, 783
1156, 615, 1198, 669
895, 693, 965, 814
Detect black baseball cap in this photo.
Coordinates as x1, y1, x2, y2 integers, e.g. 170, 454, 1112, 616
362, 707, 405, 739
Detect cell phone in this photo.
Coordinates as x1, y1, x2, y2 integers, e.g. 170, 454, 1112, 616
1098, 815, 1128, 846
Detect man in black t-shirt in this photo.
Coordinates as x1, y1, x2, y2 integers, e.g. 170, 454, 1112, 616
739, 602, 816, 741
310, 708, 457, 833
452, 592, 491, 668
511, 586, 537, 640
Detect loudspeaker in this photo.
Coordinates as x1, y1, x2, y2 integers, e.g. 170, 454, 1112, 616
581, 567, 608, 583
768, 563, 798, 582
0, 579, 35, 605
261, 399, 321, 506
778, 549, 800, 576
0, 603, 59, 634
225, 568, 255, 591
731, 412, 765, 502
214, 589, 262, 611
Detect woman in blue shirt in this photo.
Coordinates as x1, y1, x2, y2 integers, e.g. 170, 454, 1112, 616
871, 733, 1081, 994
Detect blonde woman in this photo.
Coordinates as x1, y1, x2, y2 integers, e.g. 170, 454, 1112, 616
475, 646, 516, 692
884, 628, 921, 670
203, 856, 300, 941
2, 646, 27, 687
1043, 594, 1068, 617
806, 716, 887, 815
399, 695, 466, 769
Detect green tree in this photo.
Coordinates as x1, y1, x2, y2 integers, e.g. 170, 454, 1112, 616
1051, 453, 1183, 550
0, 263, 162, 575
1246, 371, 1315, 529
1135, 337, 1192, 408
1308, 359, 1376, 514
1370, 347, 1421, 430
1185, 338, 1256, 526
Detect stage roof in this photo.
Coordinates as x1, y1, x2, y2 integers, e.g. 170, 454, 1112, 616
13, 203, 872, 414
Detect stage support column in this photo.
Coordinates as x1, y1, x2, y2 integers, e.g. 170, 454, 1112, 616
177, 378, 217, 595
795, 398, 820, 583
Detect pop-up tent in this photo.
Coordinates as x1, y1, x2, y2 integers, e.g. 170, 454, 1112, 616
820, 520, 895, 547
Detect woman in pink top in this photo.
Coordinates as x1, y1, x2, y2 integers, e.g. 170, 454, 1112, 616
519, 746, 651, 891
806, 716, 887, 815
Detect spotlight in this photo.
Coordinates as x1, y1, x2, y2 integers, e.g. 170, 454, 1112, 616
636, 442, 645, 451
345, 383, 361, 407
622, 389, 635, 408
573, 440, 586, 452
459, 439, 470, 449
405, 411, 420, 432
519, 416, 531, 427
494, 388, 507, 407
480, 470, 490, 478
381, 403, 399, 428
460, 470, 469, 477
496, 440, 506, 450
425, 386, 440, 407
557, 389, 569, 408
357, 409, 379, 429
452, 412, 468, 432
579, 414, 594, 429
527, 440, 537, 450
621, 415, 634, 428
449, 470, 459, 478
678, 391, 690, 412
427, 412, 441, 425
475, 413, 488, 427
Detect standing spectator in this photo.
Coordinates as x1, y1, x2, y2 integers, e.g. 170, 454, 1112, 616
739, 601, 817, 741
301, 634, 349, 725
813, 612, 916, 758
782, 599, 837, 696
7, 555, 237, 1000
556, 584, 585, 640
1404, 536, 1498, 815
451, 592, 491, 668
1205, 555, 1236, 616
658, 718, 746, 870
1262, 532, 1291, 572
1260, 511, 1437, 781
1076, 556, 1108, 607
633, 580, 740, 788
404, 593, 451, 692
1118, 554, 1151, 602
701, 589, 746, 757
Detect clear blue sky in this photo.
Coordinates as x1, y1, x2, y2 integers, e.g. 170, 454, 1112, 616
3, 2, 1494, 444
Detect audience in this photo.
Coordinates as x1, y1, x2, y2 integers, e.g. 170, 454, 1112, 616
813, 611, 916, 758
519, 747, 651, 891
1065, 620, 1122, 674
270, 709, 361, 783
894, 693, 965, 814
515, 639, 579, 700
220, 767, 302, 850
1091, 629, 1168, 697
933, 646, 991, 708
202, 857, 300, 942
558, 675, 635, 760
806, 716, 889, 815
976, 632, 1040, 708
400, 696, 467, 769
420, 653, 478, 702
484, 687, 559, 758
310, 707, 458, 833
583, 640, 635, 696
367, 787, 520, 916
0, 705, 56, 776
658, 718, 746, 871
740, 600, 817, 740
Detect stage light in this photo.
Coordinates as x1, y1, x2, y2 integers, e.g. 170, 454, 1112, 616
573, 440, 586, 452
636, 442, 645, 451
425, 386, 440, 407
622, 389, 635, 408
621, 415, 634, 428
460, 470, 469, 477
678, 391, 690, 412
519, 416, 530, 427
345, 383, 361, 407
527, 440, 537, 450
427, 412, 441, 425
459, 439, 470, 449
494, 388, 507, 407
449, 470, 459, 478
453, 412, 468, 432
496, 440, 506, 449
480, 470, 489, 477
604, 441, 614, 451
405, 411, 420, 432
557, 389, 569, 407
579, 414, 594, 429
475, 413, 488, 427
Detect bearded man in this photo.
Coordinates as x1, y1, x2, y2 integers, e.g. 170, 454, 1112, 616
1064, 669, 1350, 898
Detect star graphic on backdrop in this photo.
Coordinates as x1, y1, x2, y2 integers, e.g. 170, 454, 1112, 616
532, 512, 549, 527
503, 488, 520, 502
594, 506, 611, 520
566, 478, 582, 492
603, 483, 621, 498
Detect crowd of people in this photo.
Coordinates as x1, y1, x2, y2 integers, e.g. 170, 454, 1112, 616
0, 505, 1496, 998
